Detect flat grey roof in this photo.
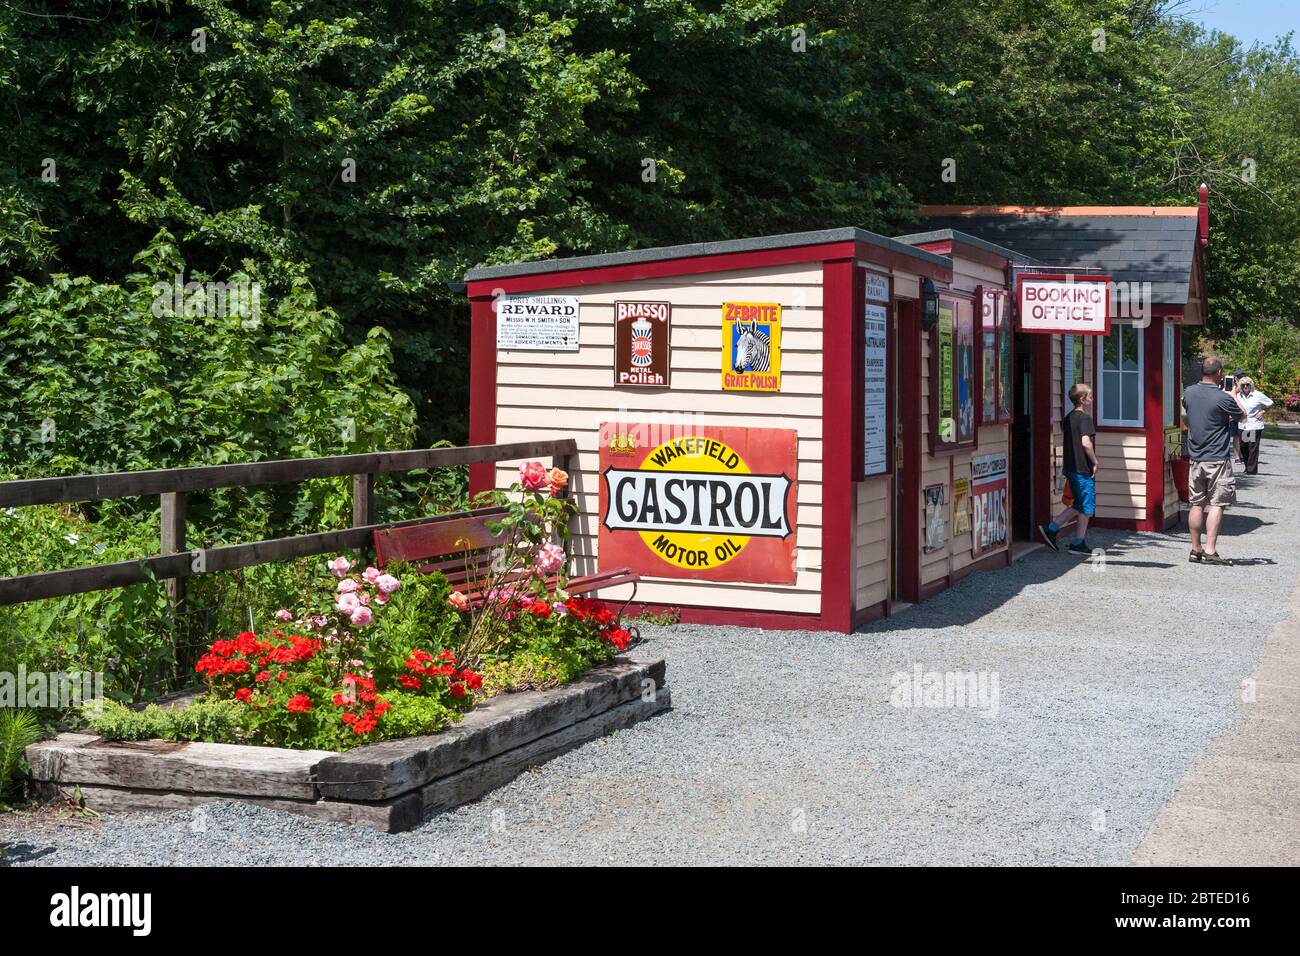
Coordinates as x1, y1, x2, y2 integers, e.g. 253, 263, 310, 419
463, 226, 950, 282
893, 229, 1046, 266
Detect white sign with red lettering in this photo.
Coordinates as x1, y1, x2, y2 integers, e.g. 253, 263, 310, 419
1016, 274, 1111, 335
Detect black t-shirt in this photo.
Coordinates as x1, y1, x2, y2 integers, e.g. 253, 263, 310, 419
1062, 409, 1096, 475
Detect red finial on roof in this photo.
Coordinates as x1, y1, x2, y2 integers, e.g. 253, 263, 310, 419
1198, 183, 1209, 247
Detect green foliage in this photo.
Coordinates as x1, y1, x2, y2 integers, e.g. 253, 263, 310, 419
1210, 322, 1300, 404
0, 709, 45, 800
83, 697, 243, 745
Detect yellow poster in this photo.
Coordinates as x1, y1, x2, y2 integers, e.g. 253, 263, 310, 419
722, 302, 782, 392
953, 477, 971, 534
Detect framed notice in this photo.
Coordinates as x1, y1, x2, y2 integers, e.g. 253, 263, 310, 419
923, 484, 946, 553
497, 294, 579, 351
971, 452, 1008, 556
614, 301, 671, 387
863, 286, 889, 476
722, 302, 782, 392
597, 422, 797, 584
952, 477, 971, 534
931, 296, 977, 453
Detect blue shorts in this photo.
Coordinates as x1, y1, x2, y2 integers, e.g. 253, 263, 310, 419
1067, 471, 1096, 516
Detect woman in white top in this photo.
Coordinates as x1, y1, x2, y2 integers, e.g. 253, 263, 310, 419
1238, 376, 1273, 475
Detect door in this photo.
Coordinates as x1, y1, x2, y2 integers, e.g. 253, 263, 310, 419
1011, 334, 1035, 541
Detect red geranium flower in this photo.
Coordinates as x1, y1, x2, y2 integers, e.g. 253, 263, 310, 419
286, 694, 312, 713
234, 687, 253, 702
448, 682, 466, 698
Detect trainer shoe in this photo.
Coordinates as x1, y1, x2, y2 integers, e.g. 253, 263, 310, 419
1037, 524, 1059, 551
1067, 541, 1092, 556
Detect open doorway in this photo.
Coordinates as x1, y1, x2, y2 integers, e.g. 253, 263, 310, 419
1011, 333, 1036, 541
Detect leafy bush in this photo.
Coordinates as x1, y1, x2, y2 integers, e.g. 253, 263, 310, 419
1211, 322, 1300, 407
0, 709, 44, 802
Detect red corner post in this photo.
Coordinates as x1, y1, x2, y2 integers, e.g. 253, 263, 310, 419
468, 296, 497, 497
1143, 318, 1166, 531
821, 258, 857, 633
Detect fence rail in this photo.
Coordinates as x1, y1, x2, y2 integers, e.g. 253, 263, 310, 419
0, 439, 576, 607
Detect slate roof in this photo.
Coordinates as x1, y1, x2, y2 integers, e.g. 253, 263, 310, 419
910, 209, 1201, 305
893, 228, 1046, 267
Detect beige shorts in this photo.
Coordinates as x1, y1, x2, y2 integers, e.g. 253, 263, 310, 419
1189, 459, 1236, 508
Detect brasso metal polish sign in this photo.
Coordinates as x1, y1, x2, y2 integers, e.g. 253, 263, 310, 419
1015, 274, 1111, 335
598, 423, 798, 584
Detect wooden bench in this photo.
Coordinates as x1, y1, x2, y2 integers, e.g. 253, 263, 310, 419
373, 509, 641, 633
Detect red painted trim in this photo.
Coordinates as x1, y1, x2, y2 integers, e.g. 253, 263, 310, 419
918, 577, 950, 602
468, 298, 497, 497
1016, 273, 1112, 336
1152, 305, 1186, 318
466, 242, 858, 297
853, 599, 890, 630
1095, 426, 1146, 434
898, 299, 923, 603
1143, 317, 1165, 531
1032, 335, 1054, 528
820, 258, 857, 633
853, 241, 953, 284
851, 266, 865, 481
1089, 516, 1142, 532
1198, 183, 1210, 247
950, 547, 1012, 583
631, 603, 825, 631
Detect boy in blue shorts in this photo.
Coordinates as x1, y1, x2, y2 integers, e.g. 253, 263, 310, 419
1039, 383, 1098, 556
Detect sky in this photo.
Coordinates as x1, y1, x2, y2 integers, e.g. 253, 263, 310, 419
1189, 0, 1298, 49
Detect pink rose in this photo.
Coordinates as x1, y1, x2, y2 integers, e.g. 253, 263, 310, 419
358, 592, 370, 606
327, 556, 352, 577
519, 460, 549, 492
336, 592, 360, 614
448, 591, 469, 612
337, 578, 359, 593
362, 566, 381, 585
350, 606, 373, 627
533, 542, 566, 575
275, 609, 293, 622
375, 593, 389, 605
376, 573, 401, 595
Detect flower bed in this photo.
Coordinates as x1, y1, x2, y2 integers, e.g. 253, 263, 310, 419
26, 462, 671, 831
84, 462, 634, 753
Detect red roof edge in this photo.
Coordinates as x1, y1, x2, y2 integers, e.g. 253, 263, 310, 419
1198, 183, 1210, 247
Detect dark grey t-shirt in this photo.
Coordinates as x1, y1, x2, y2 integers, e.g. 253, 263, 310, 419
1182, 382, 1243, 461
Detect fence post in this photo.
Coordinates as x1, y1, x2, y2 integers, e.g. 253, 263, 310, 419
353, 471, 375, 522
160, 491, 187, 609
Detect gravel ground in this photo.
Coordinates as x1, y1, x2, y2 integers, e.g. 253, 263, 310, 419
4, 436, 1297, 866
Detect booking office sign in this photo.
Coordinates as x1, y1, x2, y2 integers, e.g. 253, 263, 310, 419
598, 424, 798, 584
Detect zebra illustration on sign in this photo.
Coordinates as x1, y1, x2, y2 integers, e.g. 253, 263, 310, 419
721, 301, 783, 393
733, 321, 771, 373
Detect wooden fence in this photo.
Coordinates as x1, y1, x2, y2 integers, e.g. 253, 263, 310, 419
0, 440, 576, 607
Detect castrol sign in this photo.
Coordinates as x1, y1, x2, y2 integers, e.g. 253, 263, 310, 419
1016, 274, 1111, 335
598, 423, 798, 584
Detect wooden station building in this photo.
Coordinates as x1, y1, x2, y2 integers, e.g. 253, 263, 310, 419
463, 190, 1210, 632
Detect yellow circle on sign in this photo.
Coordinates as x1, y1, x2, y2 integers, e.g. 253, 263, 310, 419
639, 437, 751, 572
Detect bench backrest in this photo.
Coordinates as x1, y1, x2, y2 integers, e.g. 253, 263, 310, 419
374, 509, 506, 587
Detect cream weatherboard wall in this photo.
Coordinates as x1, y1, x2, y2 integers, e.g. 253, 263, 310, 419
917, 256, 1012, 590
492, 263, 826, 615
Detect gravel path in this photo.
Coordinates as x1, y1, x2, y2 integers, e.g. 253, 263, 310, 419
4, 435, 1298, 866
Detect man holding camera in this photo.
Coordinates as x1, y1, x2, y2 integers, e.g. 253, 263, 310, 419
1181, 357, 1250, 566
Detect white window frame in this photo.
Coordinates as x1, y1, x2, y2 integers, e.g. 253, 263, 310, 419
1096, 322, 1144, 427
1163, 322, 1176, 428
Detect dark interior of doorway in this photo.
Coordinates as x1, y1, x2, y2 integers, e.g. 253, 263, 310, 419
1011, 334, 1035, 541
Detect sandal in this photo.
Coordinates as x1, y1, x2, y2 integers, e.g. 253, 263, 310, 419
1188, 550, 1204, 563
1201, 552, 1233, 566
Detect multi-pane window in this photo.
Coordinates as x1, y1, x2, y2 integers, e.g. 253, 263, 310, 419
1097, 323, 1143, 426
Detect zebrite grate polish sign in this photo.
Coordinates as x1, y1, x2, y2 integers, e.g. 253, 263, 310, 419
598, 423, 798, 584
721, 302, 782, 392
